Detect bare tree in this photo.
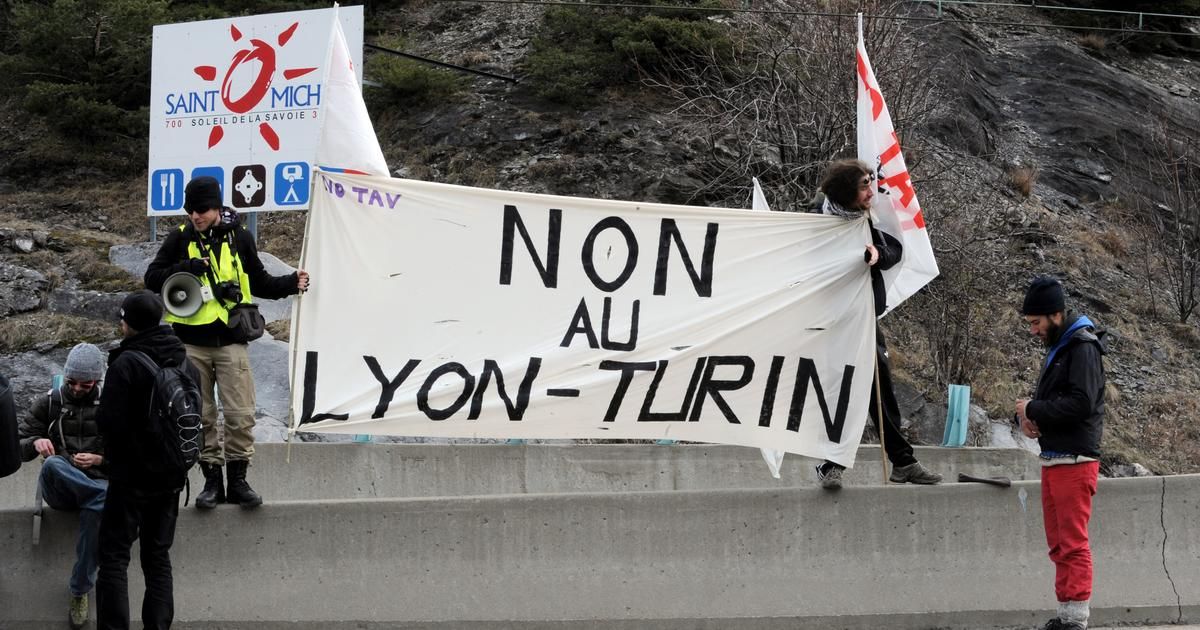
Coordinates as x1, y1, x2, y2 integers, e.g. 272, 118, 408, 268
901, 150, 1030, 389
638, 0, 944, 209
1137, 109, 1200, 323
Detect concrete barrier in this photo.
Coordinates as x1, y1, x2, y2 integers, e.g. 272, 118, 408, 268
1, 469, 1195, 628
0, 443, 1040, 509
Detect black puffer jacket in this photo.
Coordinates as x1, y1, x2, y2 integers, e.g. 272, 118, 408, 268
1026, 313, 1107, 458
97, 324, 199, 492
18, 384, 106, 479
144, 223, 299, 347
806, 193, 903, 316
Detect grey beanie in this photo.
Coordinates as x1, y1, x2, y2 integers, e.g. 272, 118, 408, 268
63, 343, 106, 382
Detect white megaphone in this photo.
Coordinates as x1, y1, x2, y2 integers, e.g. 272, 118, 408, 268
161, 272, 213, 318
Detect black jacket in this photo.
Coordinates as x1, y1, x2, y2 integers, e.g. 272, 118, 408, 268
18, 384, 107, 479
96, 324, 199, 492
1026, 313, 1106, 457
0, 373, 20, 478
144, 223, 298, 347
806, 193, 903, 316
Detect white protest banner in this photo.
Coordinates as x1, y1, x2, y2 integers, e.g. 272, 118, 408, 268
147, 6, 364, 215
856, 15, 939, 313
289, 172, 879, 465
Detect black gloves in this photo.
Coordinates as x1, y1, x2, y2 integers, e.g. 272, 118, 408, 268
180, 258, 208, 276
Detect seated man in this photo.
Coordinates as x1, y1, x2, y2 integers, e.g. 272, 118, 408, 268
18, 343, 109, 630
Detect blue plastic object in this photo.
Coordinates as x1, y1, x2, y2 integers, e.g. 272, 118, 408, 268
941, 384, 970, 447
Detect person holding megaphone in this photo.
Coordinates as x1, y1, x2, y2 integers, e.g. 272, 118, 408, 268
144, 176, 309, 509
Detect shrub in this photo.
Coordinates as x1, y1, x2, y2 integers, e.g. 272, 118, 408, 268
367, 39, 465, 108
24, 82, 147, 143
524, 4, 732, 105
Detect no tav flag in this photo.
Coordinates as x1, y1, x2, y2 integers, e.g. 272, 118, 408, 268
856, 14, 938, 314
314, 6, 388, 176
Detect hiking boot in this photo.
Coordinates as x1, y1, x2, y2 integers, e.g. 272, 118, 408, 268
195, 462, 225, 510
889, 461, 943, 485
226, 460, 263, 508
815, 463, 843, 490
68, 593, 87, 629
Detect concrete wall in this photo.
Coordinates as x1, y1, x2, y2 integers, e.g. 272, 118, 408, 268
0, 450, 1194, 629
0, 443, 1040, 508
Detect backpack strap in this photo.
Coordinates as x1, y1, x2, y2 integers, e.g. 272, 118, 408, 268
123, 350, 161, 374
46, 386, 69, 456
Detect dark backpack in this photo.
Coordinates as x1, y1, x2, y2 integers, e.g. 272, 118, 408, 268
125, 350, 203, 484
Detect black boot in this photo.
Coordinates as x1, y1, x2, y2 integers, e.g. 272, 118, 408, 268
195, 462, 225, 509
226, 460, 263, 508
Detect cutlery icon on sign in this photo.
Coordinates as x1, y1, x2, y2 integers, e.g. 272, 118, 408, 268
159, 172, 170, 208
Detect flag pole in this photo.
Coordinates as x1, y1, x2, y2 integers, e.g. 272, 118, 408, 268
858, 12, 889, 486
873, 335, 889, 485
286, 4, 340, 466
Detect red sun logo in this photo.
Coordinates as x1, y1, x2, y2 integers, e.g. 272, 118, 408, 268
192, 21, 317, 151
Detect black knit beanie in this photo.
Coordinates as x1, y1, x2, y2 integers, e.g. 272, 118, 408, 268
1021, 276, 1065, 315
184, 176, 223, 214
120, 290, 164, 331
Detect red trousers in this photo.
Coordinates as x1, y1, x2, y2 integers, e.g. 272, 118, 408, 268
1041, 461, 1100, 602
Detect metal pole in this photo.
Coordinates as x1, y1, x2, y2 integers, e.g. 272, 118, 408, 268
246, 211, 258, 242
149, 216, 158, 243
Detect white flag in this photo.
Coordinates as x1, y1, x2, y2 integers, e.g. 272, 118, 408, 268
751, 177, 770, 214
856, 14, 938, 314
314, 8, 388, 176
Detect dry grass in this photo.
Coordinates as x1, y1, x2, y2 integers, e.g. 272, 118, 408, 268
1095, 228, 1128, 257
1077, 33, 1108, 52
1006, 166, 1038, 197
256, 211, 308, 267
1136, 391, 1200, 473
447, 152, 498, 188
458, 50, 490, 66
62, 248, 141, 293
0, 312, 116, 354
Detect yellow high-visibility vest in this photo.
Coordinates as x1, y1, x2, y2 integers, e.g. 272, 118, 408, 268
164, 227, 253, 326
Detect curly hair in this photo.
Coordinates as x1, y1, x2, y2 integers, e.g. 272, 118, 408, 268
819, 159, 873, 209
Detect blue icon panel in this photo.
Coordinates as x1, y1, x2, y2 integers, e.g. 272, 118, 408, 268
274, 162, 310, 206
149, 169, 185, 211
190, 166, 226, 202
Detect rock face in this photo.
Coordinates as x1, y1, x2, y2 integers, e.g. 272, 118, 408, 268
0, 262, 47, 316
45, 284, 125, 322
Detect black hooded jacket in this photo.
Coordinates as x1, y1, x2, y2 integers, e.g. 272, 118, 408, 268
1026, 313, 1107, 458
96, 324, 199, 492
144, 223, 299, 347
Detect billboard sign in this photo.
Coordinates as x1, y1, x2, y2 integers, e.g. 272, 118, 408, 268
147, 6, 365, 215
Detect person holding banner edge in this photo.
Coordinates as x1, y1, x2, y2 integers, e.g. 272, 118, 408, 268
807, 159, 942, 490
144, 176, 310, 509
